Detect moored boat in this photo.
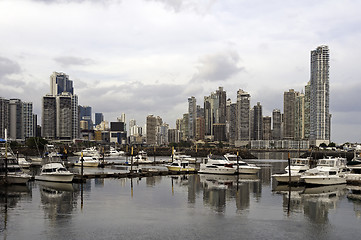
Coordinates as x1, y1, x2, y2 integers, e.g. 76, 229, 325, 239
300, 157, 347, 185
224, 153, 260, 174
198, 155, 236, 175
35, 162, 74, 183
165, 159, 195, 172
272, 157, 310, 184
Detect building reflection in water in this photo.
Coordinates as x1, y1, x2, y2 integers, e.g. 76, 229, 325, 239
347, 186, 361, 218
273, 183, 348, 223
0, 184, 31, 234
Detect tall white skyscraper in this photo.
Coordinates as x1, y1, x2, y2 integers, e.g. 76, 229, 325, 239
309, 45, 331, 145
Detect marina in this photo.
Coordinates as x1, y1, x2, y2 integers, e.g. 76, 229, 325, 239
1, 158, 361, 239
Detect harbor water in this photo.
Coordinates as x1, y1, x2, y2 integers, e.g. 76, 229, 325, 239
1, 159, 361, 240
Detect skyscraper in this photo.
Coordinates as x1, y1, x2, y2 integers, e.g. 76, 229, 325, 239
188, 96, 197, 140
272, 109, 282, 140
252, 102, 263, 140
310, 45, 330, 145
9, 99, 23, 140
95, 113, 104, 126
79, 105, 92, 130
43, 72, 79, 140
22, 102, 34, 138
50, 72, 74, 95
0, 97, 9, 139
236, 89, 250, 141
146, 115, 157, 145
283, 89, 298, 140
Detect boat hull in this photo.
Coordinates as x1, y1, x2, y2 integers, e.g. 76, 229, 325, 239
272, 173, 302, 183
301, 175, 346, 185
198, 166, 236, 175
35, 173, 74, 183
166, 166, 195, 172
5, 174, 31, 184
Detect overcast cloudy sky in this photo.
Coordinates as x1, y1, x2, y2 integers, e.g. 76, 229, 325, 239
1, 0, 361, 144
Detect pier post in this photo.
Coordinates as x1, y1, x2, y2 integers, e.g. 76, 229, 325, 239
131, 146, 133, 172
81, 152, 84, 182
153, 146, 156, 163
288, 152, 291, 184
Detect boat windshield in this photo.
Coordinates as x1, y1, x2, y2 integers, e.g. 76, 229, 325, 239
209, 155, 227, 161
291, 159, 309, 165
317, 159, 335, 167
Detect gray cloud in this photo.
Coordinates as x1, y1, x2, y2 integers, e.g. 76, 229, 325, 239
331, 82, 361, 113
192, 50, 245, 82
32, 0, 121, 4
0, 57, 21, 79
53, 56, 96, 68
146, 0, 216, 13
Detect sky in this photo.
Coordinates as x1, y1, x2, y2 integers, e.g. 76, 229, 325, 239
0, 0, 361, 144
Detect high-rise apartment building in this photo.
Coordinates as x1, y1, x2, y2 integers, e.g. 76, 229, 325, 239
188, 96, 197, 140
294, 92, 306, 140
56, 93, 72, 140
272, 109, 282, 140
42, 95, 56, 139
310, 45, 330, 145
22, 102, 34, 138
252, 102, 263, 140
227, 102, 237, 143
304, 82, 311, 139
263, 116, 272, 140
236, 89, 250, 141
146, 115, 157, 145
216, 87, 227, 124
283, 89, 298, 140
9, 99, 23, 140
43, 72, 79, 140
0, 97, 9, 139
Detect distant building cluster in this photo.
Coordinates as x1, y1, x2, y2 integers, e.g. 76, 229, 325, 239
0, 45, 332, 148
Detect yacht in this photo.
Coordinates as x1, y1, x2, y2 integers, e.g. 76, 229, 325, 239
74, 154, 101, 167
74, 147, 99, 157
198, 155, 236, 175
345, 152, 361, 184
35, 162, 74, 183
272, 157, 310, 184
0, 144, 31, 185
108, 146, 125, 157
165, 159, 195, 172
18, 157, 31, 169
35, 145, 74, 183
300, 157, 347, 185
224, 153, 260, 174
172, 150, 197, 163
134, 150, 153, 164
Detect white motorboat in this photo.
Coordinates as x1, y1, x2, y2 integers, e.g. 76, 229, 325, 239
74, 147, 99, 156
272, 157, 310, 184
35, 162, 74, 183
0, 144, 31, 185
18, 157, 31, 169
134, 150, 153, 164
224, 153, 260, 174
198, 155, 236, 175
108, 146, 125, 156
172, 150, 197, 163
165, 159, 195, 172
74, 155, 100, 167
300, 157, 347, 185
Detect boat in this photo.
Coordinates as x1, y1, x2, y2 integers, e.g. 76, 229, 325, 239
300, 157, 347, 185
108, 146, 125, 157
272, 157, 310, 184
35, 144, 74, 183
165, 159, 195, 172
224, 153, 260, 174
18, 157, 31, 169
0, 142, 31, 185
345, 152, 361, 184
74, 155, 101, 167
73, 147, 99, 156
172, 150, 197, 163
134, 150, 153, 164
198, 155, 236, 175
35, 162, 74, 183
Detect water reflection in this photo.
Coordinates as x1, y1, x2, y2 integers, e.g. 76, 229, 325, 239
273, 183, 348, 223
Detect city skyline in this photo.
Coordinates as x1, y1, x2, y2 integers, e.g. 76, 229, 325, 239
1, 0, 361, 143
